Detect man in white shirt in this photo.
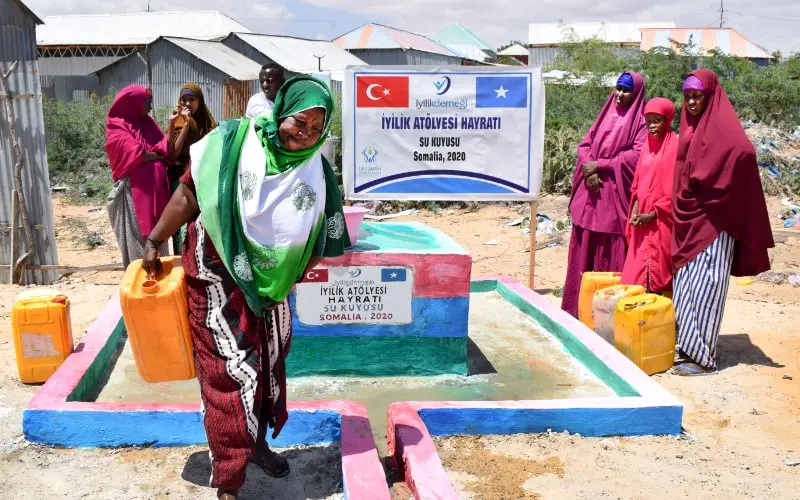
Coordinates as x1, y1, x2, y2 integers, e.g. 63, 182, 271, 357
245, 63, 285, 118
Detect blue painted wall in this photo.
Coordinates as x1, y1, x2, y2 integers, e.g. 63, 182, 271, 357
23, 409, 341, 448
290, 295, 469, 338
419, 406, 683, 437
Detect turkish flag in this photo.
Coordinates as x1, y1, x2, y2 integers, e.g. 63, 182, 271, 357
303, 268, 329, 283
356, 76, 409, 108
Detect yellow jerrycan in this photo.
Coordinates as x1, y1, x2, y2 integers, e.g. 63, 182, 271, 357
591, 284, 645, 344
11, 288, 74, 383
120, 256, 195, 383
578, 272, 621, 330
614, 294, 676, 375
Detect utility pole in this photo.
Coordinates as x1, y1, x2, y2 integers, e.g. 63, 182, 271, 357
313, 54, 325, 72
719, 0, 725, 27
147, 1, 152, 12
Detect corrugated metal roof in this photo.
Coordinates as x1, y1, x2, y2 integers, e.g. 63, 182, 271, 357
334, 23, 462, 58
529, 21, 676, 46
640, 27, 773, 59
440, 44, 489, 62
498, 43, 529, 56
164, 37, 262, 80
231, 33, 367, 75
12, 0, 43, 24
432, 23, 495, 52
37, 10, 251, 46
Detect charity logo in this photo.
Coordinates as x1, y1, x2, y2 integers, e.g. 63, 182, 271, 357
362, 146, 378, 163
348, 268, 362, 278
433, 76, 452, 95
356, 76, 410, 108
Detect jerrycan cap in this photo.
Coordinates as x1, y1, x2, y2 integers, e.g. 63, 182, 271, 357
141, 278, 160, 294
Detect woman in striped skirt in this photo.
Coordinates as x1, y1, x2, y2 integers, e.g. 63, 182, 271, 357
140, 76, 350, 499
669, 70, 773, 376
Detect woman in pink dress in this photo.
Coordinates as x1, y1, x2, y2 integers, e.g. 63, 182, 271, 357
621, 97, 677, 294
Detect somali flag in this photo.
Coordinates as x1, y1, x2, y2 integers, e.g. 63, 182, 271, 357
475, 76, 528, 108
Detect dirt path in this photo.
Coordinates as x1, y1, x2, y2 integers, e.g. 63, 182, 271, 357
1, 194, 799, 498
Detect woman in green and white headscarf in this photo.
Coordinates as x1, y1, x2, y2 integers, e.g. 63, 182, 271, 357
141, 76, 349, 500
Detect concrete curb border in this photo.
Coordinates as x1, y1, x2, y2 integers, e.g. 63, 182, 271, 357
386, 275, 683, 499
22, 294, 390, 500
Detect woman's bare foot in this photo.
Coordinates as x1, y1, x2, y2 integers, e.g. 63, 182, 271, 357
250, 445, 290, 478
217, 489, 238, 500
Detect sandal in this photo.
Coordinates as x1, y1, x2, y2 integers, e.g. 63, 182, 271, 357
669, 362, 717, 377
250, 448, 290, 478
674, 348, 691, 364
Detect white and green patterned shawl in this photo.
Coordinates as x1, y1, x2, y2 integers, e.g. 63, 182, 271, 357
190, 76, 349, 315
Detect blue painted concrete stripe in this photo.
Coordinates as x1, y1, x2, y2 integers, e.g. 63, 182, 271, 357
418, 405, 683, 437
23, 409, 341, 448
290, 295, 470, 338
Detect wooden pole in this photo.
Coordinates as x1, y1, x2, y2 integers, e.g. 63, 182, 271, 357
1, 61, 36, 285
9, 190, 18, 284
528, 200, 538, 289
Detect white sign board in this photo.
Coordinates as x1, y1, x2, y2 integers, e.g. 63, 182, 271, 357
342, 66, 545, 201
295, 266, 413, 325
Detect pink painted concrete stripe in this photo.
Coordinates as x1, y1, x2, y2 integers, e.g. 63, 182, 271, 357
387, 402, 458, 500
315, 253, 472, 298
339, 401, 392, 500
28, 293, 123, 410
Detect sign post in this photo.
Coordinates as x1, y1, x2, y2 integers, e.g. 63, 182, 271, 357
342, 66, 545, 287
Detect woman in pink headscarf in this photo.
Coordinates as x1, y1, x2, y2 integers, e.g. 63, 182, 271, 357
561, 72, 647, 317
105, 85, 173, 266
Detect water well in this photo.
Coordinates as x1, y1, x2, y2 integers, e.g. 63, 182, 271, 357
22, 222, 682, 499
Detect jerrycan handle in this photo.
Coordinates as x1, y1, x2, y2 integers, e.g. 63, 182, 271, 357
623, 295, 657, 312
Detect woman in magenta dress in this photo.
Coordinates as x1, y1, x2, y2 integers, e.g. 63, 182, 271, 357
561, 72, 647, 317
670, 70, 773, 375
105, 85, 173, 266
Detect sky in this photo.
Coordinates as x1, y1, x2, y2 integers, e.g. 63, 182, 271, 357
24, 0, 800, 55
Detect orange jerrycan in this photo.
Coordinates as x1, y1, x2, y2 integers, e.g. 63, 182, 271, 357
578, 272, 622, 330
120, 257, 195, 383
592, 284, 645, 344
614, 294, 676, 375
11, 288, 74, 384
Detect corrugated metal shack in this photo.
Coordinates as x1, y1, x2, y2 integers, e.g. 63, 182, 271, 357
94, 37, 262, 121
0, 0, 59, 284
222, 32, 369, 99
36, 11, 253, 101
527, 21, 676, 68
334, 23, 469, 66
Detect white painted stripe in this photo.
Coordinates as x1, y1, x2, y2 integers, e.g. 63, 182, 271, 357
194, 217, 260, 441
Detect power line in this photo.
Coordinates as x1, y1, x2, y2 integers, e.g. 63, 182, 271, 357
726, 11, 800, 22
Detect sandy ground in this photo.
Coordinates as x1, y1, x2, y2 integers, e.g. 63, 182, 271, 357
1, 194, 799, 498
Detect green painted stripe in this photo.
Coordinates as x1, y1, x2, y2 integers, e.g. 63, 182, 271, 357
68, 320, 126, 402
469, 279, 498, 293
287, 336, 468, 377
494, 282, 640, 397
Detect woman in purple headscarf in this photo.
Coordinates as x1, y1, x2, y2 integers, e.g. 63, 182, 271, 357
561, 72, 648, 317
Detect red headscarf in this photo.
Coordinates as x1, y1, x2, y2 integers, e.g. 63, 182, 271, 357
672, 69, 773, 275
104, 85, 171, 237
570, 72, 648, 235
622, 97, 677, 291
